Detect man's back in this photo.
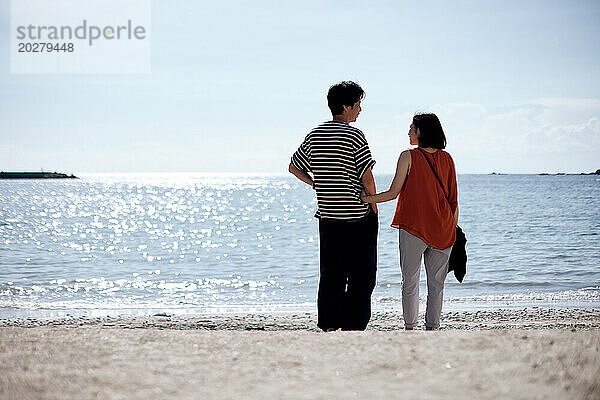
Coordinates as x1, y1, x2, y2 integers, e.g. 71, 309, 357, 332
292, 121, 375, 220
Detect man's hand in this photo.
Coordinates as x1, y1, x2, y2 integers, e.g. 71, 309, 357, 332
361, 167, 378, 213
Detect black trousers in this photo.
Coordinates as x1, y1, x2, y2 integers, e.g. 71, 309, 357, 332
317, 210, 378, 331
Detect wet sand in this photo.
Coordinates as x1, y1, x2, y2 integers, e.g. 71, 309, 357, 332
1, 308, 599, 400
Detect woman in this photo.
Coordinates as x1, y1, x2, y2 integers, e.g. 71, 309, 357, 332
361, 113, 458, 330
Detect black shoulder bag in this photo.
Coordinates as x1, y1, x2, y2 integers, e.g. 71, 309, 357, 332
417, 149, 467, 283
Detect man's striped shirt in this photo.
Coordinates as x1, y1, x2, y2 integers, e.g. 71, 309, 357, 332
291, 121, 376, 220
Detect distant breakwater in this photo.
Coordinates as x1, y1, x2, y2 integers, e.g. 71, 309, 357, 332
0, 172, 78, 179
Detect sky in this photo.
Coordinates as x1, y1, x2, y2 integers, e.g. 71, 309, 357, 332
1, 0, 599, 174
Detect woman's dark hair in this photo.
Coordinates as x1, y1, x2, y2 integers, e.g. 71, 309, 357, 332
327, 81, 365, 116
412, 113, 447, 149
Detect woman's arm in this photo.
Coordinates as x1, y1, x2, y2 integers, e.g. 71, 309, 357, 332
361, 150, 411, 204
454, 205, 459, 226
447, 155, 459, 226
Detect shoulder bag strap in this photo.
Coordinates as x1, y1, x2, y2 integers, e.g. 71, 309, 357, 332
417, 148, 449, 204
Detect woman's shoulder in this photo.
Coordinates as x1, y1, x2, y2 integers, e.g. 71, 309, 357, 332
438, 150, 456, 171
406, 148, 420, 157
401, 149, 415, 163
439, 149, 454, 161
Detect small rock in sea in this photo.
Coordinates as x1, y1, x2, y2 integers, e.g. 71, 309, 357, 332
154, 313, 171, 317
245, 325, 266, 331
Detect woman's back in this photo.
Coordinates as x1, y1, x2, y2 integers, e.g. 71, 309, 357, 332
391, 148, 457, 249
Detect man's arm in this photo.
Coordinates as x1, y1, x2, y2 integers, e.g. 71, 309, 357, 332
289, 163, 314, 188
361, 167, 378, 213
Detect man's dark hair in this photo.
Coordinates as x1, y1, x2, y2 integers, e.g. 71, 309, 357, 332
413, 113, 447, 149
327, 81, 365, 116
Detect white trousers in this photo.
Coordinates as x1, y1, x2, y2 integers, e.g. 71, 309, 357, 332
399, 229, 452, 329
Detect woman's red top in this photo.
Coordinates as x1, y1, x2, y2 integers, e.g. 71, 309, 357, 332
391, 148, 457, 250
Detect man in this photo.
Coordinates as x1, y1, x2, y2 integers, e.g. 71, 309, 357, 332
289, 81, 378, 331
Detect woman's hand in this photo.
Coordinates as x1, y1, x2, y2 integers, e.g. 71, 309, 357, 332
360, 190, 369, 203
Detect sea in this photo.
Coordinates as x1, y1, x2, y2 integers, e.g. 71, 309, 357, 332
1, 173, 599, 318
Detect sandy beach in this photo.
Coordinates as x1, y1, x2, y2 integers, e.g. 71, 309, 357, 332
1, 308, 599, 400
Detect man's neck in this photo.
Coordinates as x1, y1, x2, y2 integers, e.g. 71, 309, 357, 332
333, 115, 350, 123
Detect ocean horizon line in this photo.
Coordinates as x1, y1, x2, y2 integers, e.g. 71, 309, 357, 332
27, 171, 600, 176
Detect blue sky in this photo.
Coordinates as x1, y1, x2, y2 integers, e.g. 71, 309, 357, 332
1, 0, 599, 174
